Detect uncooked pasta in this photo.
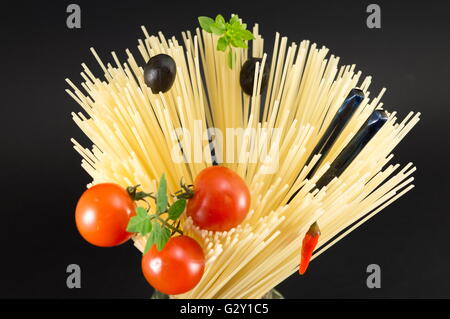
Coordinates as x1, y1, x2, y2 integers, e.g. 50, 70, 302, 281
67, 19, 419, 299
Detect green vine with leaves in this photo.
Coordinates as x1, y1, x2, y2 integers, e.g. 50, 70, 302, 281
126, 175, 193, 253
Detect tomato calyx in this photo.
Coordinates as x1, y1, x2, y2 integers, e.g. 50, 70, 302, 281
171, 178, 194, 200
126, 184, 155, 212
126, 184, 155, 202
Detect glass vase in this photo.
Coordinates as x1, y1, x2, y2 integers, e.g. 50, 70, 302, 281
150, 288, 284, 299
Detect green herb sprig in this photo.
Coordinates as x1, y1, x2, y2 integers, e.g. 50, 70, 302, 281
126, 175, 192, 253
198, 14, 255, 68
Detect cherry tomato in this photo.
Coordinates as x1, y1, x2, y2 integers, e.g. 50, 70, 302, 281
141, 236, 205, 295
75, 183, 135, 247
186, 166, 251, 232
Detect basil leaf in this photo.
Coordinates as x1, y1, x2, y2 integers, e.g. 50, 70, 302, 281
215, 14, 225, 25
231, 38, 247, 48
238, 29, 255, 40
198, 16, 215, 33
230, 14, 239, 25
198, 14, 253, 69
217, 37, 228, 52
210, 24, 226, 35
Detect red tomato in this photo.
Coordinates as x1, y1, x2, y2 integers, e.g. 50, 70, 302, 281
186, 166, 251, 232
75, 183, 135, 247
142, 236, 205, 295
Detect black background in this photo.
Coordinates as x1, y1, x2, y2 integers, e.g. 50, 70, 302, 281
0, 0, 448, 298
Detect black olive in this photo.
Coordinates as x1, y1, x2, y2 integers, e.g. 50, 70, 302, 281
239, 57, 270, 96
144, 54, 176, 94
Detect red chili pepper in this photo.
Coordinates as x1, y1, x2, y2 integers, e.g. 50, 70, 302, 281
299, 222, 321, 275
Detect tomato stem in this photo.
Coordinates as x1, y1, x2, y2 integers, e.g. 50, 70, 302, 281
171, 220, 182, 236
142, 198, 151, 212
155, 216, 184, 235
126, 180, 187, 242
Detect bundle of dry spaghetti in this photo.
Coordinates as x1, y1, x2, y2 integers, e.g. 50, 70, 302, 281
66, 22, 419, 298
